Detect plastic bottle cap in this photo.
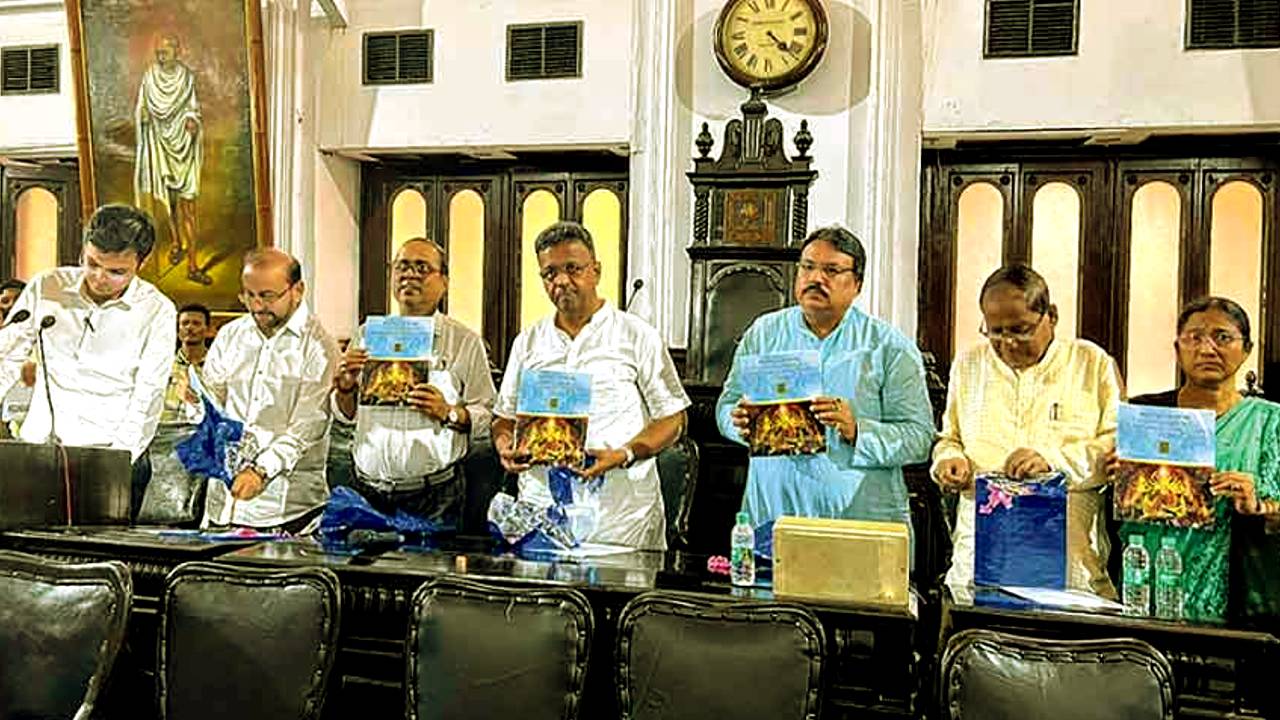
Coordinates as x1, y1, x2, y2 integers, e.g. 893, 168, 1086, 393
1161, 535, 1178, 548
736, 511, 750, 525
1128, 534, 1145, 546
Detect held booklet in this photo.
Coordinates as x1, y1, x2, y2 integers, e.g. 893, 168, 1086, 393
358, 315, 435, 407
1113, 403, 1216, 528
739, 350, 827, 457
515, 369, 592, 467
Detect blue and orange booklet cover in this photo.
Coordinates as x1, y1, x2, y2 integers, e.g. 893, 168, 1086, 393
515, 369, 592, 467
740, 350, 826, 457
359, 315, 435, 407
1114, 403, 1216, 528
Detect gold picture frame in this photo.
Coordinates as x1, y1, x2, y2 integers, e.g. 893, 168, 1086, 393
65, 0, 272, 312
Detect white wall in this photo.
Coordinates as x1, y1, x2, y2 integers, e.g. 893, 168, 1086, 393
924, 0, 1280, 136
317, 0, 634, 151
0, 1, 75, 155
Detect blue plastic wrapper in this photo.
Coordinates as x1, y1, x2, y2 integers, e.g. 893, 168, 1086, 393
317, 486, 442, 551
175, 396, 244, 487
974, 471, 1068, 590
488, 462, 603, 554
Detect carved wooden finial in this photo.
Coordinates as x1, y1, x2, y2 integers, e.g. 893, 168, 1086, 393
794, 120, 813, 159
695, 122, 714, 159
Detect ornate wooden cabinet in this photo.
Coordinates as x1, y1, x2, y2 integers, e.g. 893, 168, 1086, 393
684, 92, 817, 386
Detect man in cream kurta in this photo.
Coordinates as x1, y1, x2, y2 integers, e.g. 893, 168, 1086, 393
934, 265, 1121, 598
201, 250, 338, 532
493, 222, 689, 551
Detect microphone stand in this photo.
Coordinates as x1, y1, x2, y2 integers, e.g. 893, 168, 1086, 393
36, 316, 58, 445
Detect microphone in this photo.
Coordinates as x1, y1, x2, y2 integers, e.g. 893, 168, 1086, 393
37, 315, 58, 444
625, 278, 645, 312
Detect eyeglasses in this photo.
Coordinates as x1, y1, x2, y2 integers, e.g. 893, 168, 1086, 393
540, 263, 593, 283
392, 260, 441, 276
1176, 329, 1243, 349
797, 260, 857, 279
980, 313, 1045, 344
239, 282, 295, 306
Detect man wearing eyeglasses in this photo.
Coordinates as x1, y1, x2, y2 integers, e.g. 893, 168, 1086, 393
933, 263, 1122, 598
199, 248, 339, 534
716, 226, 935, 548
0, 204, 177, 519
331, 238, 496, 526
492, 221, 690, 550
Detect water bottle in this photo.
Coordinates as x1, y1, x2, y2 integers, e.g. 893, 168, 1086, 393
730, 511, 756, 586
1154, 535, 1184, 620
1122, 534, 1151, 617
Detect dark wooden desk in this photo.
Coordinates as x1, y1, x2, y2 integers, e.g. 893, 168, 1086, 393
219, 540, 923, 720
943, 589, 1280, 719
0, 528, 261, 719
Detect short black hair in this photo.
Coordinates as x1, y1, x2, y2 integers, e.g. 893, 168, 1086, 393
534, 221, 596, 258
799, 226, 866, 282
178, 303, 211, 324
83, 204, 156, 260
1177, 296, 1253, 352
979, 264, 1052, 315
0, 279, 25, 294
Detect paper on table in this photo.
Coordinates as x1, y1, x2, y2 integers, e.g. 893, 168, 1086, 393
1001, 585, 1126, 612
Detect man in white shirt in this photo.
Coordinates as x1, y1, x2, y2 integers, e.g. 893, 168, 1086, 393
493, 221, 690, 551
332, 238, 496, 526
933, 264, 1121, 598
0, 204, 176, 519
200, 249, 339, 533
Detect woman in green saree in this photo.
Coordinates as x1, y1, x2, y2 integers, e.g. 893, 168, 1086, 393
1108, 297, 1280, 622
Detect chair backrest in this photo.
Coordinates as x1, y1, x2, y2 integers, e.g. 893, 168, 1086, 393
616, 591, 825, 720
656, 434, 699, 549
0, 550, 131, 720
159, 562, 341, 720
407, 576, 593, 720
940, 628, 1175, 720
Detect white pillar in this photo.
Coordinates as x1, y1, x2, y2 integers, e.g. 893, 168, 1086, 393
627, 0, 692, 347
857, 0, 925, 337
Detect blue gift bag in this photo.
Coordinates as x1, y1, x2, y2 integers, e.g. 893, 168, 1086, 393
974, 472, 1068, 589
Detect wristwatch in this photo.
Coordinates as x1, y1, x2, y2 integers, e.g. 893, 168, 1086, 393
446, 407, 461, 427
621, 444, 636, 468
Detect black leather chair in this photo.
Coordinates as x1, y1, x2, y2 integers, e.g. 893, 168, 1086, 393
0, 550, 131, 719
616, 591, 825, 720
158, 562, 341, 720
407, 576, 593, 720
940, 628, 1175, 720
656, 434, 699, 549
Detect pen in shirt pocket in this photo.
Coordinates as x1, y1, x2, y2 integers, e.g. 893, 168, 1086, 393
1049, 402, 1060, 422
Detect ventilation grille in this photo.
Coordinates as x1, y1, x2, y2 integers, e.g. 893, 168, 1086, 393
506, 22, 582, 81
363, 31, 433, 85
1, 45, 59, 95
1188, 0, 1280, 49
985, 0, 1079, 57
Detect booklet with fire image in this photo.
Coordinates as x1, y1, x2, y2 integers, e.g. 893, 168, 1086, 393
359, 315, 436, 407
1113, 402, 1216, 528
740, 350, 827, 457
515, 369, 592, 467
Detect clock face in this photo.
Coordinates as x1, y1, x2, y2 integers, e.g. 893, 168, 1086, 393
714, 0, 828, 92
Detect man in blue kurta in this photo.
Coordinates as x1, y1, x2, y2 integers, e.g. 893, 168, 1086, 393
716, 226, 935, 545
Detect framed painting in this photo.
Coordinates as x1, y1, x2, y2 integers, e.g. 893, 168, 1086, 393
65, 0, 271, 311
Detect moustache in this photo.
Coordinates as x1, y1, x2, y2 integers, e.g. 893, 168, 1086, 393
802, 284, 828, 297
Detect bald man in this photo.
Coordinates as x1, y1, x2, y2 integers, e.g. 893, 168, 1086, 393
199, 248, 339, 533
332, 238, 496, 526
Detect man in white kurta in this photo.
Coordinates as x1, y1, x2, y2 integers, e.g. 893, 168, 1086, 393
934, 265, 1121, 598
134, 34, 208, 285
201, 250, 338, 532
493, 222, 689, 551
0, 205, 176, 517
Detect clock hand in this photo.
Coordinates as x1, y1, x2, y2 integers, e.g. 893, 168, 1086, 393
765, 29, 788, 52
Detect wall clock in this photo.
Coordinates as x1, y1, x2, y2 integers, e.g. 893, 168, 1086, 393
713, 0, 829, 94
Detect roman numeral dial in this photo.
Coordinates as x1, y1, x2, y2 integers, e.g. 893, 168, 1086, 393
714, 0, 828, 92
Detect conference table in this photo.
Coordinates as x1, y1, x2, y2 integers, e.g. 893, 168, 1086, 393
0, 527, 921, 720
5, 526, 1277, 720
